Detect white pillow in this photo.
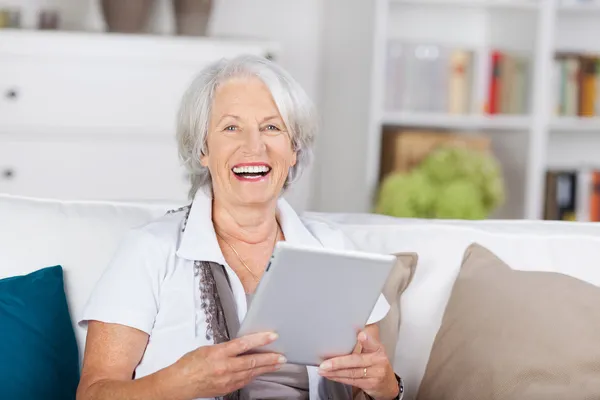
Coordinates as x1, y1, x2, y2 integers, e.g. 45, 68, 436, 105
0, 194, 181, 362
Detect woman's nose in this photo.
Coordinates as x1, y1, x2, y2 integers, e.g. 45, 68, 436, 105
242, 128, 266, 154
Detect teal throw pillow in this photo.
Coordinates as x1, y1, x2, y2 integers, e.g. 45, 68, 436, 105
0, 265, 80, 399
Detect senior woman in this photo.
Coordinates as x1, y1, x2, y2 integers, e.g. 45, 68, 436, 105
76, 55, 403, 400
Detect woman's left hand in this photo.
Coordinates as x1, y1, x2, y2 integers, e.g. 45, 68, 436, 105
317, 328, 399, 400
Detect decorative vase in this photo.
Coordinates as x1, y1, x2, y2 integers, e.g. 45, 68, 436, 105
100, 0, 155, 33
173, 0, 213, 36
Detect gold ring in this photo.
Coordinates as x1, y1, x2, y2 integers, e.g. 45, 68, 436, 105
363, 367, 367, 378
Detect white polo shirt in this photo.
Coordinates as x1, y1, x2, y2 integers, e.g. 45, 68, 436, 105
80, 190, 389, 400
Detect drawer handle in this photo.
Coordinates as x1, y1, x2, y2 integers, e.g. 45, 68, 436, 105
2, 168, 15, 180
5, 89, 18, 100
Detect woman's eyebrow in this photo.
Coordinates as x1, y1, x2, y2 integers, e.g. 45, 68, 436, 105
260, 115, 282, 123
217, 114, 241, 124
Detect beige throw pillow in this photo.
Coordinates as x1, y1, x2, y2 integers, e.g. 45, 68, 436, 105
417, 243, 600, 400
377, 253, 418, 363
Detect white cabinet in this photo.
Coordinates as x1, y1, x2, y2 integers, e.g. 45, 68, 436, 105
0, 59, 199, 133
0, 29, 278, 203
0, 138, 189, 202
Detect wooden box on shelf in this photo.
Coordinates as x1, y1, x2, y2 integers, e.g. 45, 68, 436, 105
379, 128, 492, 180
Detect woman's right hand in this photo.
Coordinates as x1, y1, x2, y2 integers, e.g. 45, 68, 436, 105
170, 331, 285, 399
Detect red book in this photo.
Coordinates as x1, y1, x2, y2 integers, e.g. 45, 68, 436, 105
590, 171, 600, 222
488, 51, 502, 114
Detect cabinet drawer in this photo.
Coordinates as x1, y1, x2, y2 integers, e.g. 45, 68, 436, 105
0, 139, 191, 203
0, 58, 201, 135
0, 32, 275, 135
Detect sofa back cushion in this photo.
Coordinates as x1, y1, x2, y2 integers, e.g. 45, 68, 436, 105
328, 217, 600, 399
0, 194, 177, 363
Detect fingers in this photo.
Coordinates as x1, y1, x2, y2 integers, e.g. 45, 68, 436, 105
319, 366, 385, 380
358, 330, 383, 353
318, 353, 372, 372
233, 363, 283, 387
229, 352, 287, 372
216, 363, 283, 395
222, 332, 278, 356
352, 338, 363, 354
319, 364, 390, 396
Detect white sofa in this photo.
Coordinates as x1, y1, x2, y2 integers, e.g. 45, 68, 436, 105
3, 193, 600, 399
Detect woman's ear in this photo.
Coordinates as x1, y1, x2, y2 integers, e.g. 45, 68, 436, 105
200, 154, 209, 167
290, 151, 297, 167
200, 144, 209, 167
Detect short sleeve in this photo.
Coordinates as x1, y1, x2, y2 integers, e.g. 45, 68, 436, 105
367, 294, 390, 325
78, 229, 166, 335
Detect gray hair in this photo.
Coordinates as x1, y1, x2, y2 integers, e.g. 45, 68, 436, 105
176, 54, 317, 200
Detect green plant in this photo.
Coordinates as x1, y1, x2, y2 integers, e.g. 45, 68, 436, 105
375, 146, 505, 219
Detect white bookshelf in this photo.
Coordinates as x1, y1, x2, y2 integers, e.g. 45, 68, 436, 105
391, 0, 539, 10
381, 113, 532, 130
317, 0, 600, 221
551, 117, 600, 131
559, 2, 600, 12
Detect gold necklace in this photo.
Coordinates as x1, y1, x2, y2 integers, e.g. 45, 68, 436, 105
215, 223, 280, 282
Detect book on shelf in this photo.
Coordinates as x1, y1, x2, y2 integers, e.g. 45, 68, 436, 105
552, 53, 600, 118
544, 168, 600, 222
384, 42, 531, 117
385, 41, 474, 115
485, 50, 530, 115
560, 0, 600, 5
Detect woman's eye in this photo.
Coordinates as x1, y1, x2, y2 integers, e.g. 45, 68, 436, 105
265, 125, 280, 131
224, 125, 237, 132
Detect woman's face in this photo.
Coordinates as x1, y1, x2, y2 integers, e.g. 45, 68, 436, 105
201, 77, 297, 207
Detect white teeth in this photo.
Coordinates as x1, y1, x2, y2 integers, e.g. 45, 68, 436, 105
232, 165, 270, 174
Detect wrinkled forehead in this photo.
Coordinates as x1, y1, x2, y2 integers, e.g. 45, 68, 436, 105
210, 76, 283, 122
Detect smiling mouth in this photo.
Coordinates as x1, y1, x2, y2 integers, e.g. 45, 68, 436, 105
231, 165, 272, 180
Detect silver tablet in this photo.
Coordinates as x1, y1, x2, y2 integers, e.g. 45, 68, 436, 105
236, 241, 396, 366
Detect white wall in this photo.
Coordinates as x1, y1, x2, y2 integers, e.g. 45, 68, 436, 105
315, 0, 379, 213
0, 0, 323, 212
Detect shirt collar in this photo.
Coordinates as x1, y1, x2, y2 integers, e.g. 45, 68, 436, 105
176, 189, 322, 263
